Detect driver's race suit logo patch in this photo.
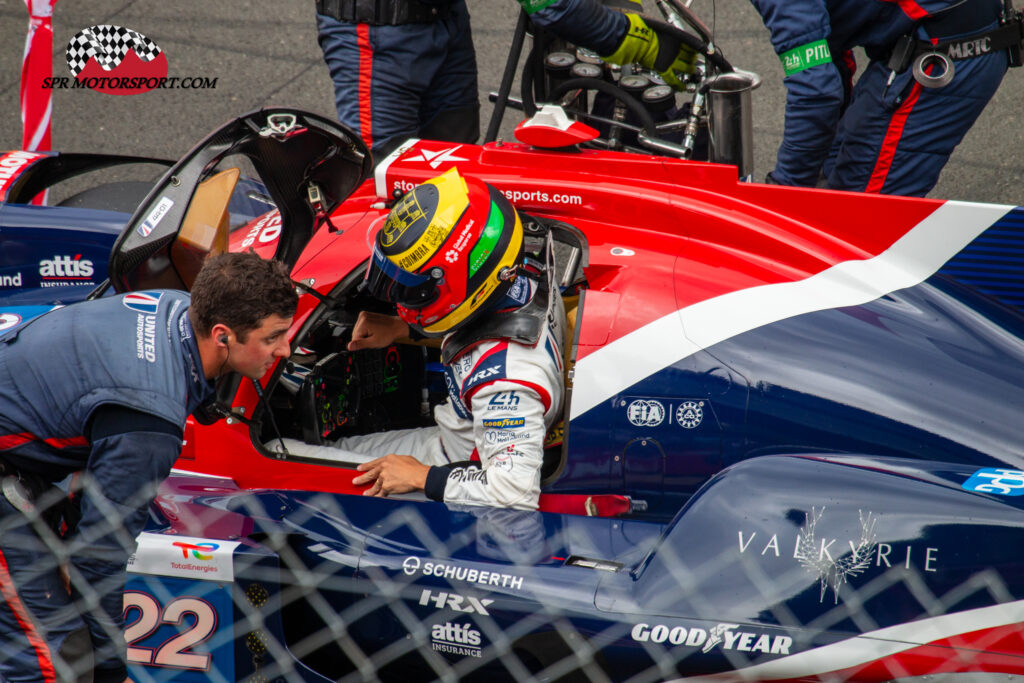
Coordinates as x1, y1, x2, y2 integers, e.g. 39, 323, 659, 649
66, 25, 167, 95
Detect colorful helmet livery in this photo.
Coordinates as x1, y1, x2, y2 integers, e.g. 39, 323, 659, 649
365, 168, 523, 337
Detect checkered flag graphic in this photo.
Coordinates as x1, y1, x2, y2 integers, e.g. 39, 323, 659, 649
65, 24, 161, 77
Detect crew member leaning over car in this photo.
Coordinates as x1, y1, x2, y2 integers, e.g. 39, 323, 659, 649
331, 168, 565, 511
0, 252, 297, 683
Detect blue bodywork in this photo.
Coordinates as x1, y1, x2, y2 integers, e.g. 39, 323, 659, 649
10, 111, 1024, 680
559, 216, 1024, 519
0, 167, 272, 328
0, 204, 125, 305
128, 453, 1024, 680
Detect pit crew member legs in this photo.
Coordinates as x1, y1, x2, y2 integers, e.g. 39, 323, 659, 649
314, 0, 701, 158
752, 0, 1012, 196
315, 0, 479, 158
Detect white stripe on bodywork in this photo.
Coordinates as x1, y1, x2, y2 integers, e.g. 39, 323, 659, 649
670, 598, 1024, 681
373, 137, 420, 199
570, 201, 1015, 420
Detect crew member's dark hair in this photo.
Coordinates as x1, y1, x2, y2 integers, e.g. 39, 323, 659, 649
189, 251, 297, 341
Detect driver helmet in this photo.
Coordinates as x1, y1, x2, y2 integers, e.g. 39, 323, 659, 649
364, 167, 524, 337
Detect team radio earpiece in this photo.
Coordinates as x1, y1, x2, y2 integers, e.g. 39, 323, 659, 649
216, 332, 231, 377
218, 328, 289, 455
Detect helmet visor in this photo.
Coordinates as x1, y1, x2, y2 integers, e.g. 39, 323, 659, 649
364, 244, 439, 309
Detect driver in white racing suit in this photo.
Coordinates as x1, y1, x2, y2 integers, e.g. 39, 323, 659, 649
331, 168, 565, 510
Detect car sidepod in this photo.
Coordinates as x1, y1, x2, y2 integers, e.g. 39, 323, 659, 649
592, 454, 1024, 679
127, 454, 1024, 681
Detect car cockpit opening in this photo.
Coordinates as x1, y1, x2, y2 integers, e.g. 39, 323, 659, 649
251, 214, 588, 488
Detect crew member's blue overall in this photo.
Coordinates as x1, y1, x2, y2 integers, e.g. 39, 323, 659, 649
752, 0, 1009, 196
0, 292, 213, 682
315, 0, 629, 157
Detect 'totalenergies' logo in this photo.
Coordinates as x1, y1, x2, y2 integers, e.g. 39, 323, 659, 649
65, 25, 167, 95
171, 541, 220, 561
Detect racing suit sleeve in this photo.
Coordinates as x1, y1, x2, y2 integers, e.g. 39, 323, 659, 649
519, 0, 629, 56
750, 0, 845, 186
71, 405, 183, 683
426, 380, 547, 510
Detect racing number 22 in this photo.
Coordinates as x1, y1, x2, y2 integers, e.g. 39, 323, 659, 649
123, 591, 217, 670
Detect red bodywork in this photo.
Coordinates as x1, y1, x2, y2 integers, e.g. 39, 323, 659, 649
178, 138, 946, 516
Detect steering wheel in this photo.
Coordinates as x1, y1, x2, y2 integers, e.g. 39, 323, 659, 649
299, 352, 358, 445
520, 15, 733, 156
549, 76, 660, 139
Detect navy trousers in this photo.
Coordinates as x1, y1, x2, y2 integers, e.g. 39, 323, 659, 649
824, 48, 1008, 196
316, 0, 480, 159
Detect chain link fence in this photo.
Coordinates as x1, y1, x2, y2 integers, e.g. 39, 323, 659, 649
5, 459, 1024, 683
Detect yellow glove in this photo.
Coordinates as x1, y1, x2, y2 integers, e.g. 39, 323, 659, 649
603, 13, 699, 89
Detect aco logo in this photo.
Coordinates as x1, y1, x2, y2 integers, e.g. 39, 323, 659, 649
66, 25, 167, 95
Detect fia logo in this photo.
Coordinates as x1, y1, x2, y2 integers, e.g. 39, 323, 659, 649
626, 399, 665, 427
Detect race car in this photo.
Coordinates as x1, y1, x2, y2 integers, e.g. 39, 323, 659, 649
0, 101, 1007, 682
0, 148, 268, 329
3, 0, 1024, 677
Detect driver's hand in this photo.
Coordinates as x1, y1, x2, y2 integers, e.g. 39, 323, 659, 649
604, 13, 699, 89
353, 454, 429, 496
347, 311, 410, 351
